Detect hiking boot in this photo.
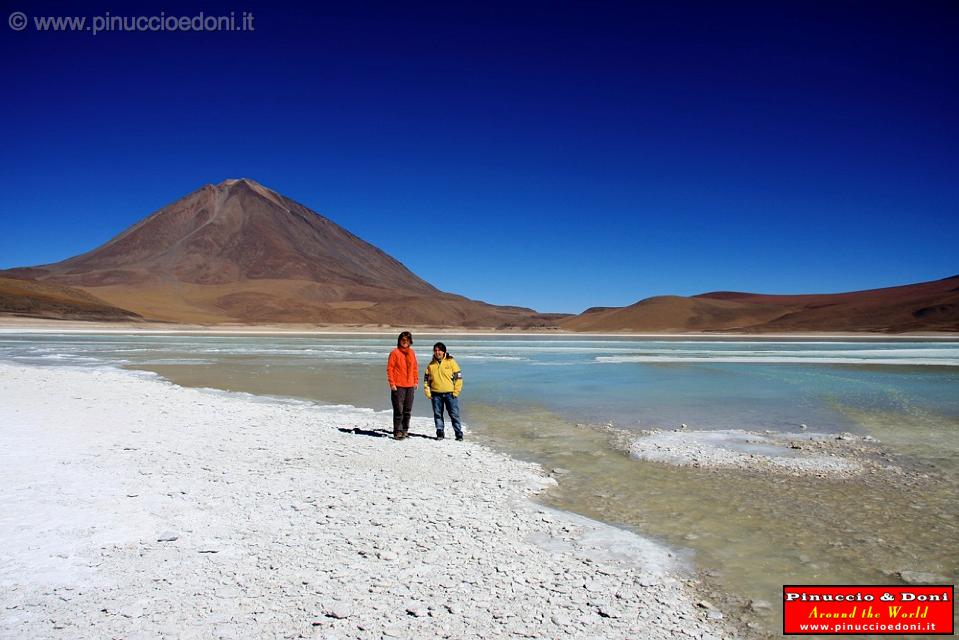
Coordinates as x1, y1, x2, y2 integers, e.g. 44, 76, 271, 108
455, 434, 464, 441
436, 431, 445, 440
394, 432, 404, 440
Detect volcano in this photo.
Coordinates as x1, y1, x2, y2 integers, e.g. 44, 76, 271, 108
2, 179, 563, 327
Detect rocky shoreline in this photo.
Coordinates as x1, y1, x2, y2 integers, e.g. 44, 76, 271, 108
0, 363, 733, 639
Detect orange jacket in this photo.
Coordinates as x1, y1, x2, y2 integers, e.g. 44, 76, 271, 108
387, 347, 418, 388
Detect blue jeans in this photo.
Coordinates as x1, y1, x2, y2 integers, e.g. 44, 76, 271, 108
430, 393, 462, 437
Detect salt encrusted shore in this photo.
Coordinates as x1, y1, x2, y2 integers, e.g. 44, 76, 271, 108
629, 429, 883, 478
0, 364, 732, 640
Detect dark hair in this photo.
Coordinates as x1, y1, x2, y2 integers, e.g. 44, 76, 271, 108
397, 331, 413, 347
433, 342, 447, 354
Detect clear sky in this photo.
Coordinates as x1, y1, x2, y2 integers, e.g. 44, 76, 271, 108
1, 1, 956, 313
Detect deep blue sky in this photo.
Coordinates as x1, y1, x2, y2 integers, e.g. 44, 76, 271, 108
1, 1, 956, 313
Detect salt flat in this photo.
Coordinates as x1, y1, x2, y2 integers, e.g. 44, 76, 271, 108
0, 363, 731, 639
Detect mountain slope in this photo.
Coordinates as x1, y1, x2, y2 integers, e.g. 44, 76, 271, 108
0, 276, 141, 321
2, 179, 560, 327
561, 276, 959, 333
14, 179, 438, 293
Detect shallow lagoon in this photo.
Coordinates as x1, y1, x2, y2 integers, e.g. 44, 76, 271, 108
3, 332, 957, 636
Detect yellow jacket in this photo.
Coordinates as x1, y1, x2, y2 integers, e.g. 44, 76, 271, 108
424, 356, 463, 398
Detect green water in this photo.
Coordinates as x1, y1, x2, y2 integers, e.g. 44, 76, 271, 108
128, 362, 958, 637
2, 333, 957, 637
467, 401, 958, 637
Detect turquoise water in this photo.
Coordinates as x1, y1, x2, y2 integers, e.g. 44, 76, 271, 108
2, 333, 957, 433
3, 332, 958, 637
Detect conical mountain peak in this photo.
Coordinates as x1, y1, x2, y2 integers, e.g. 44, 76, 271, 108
2, 180, 559, 327
210, 178, 292, 212
10, 180, 437, 292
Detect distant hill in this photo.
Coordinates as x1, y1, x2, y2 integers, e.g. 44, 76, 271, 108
1, 179, 563, 328
3, 179, 954, 332
560, 276, 959, 333
0, 276, 141, 321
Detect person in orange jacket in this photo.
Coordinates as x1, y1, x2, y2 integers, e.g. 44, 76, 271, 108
386, 331, 418, 439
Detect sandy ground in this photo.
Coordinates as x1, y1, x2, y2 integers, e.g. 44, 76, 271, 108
0, 363, 733, 640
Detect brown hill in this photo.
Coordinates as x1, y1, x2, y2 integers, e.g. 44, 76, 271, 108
561, 276, 959, 333
0, 276, 141, 321
2, 179, 561, 327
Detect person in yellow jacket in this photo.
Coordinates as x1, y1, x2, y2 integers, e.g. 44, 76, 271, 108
423, 342, 463, 441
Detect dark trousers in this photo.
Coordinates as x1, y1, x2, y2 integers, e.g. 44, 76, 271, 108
390, 386, 414, 435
